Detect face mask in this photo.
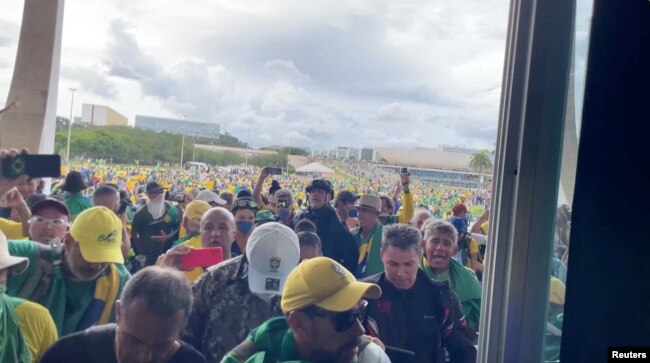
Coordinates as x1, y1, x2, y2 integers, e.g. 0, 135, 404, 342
236, 221, 254, 235
278, 210, 291, 220
347, 209, 358, 218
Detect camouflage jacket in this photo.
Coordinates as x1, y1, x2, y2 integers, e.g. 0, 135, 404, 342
182, 255, 282, 363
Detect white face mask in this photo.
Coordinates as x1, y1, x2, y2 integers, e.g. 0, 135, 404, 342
147, 194, 165, 220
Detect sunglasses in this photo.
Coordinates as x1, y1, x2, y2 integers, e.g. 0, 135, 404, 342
302, 300, 368, 332
29, 216, 69, 227
276, 200, 292, 208
233, 199, 259, 209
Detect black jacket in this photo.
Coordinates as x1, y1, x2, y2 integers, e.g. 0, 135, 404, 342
294, 205, 358, 273
363, 271, 477, 363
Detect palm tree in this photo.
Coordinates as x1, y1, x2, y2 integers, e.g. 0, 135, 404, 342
470, 150, 493, 188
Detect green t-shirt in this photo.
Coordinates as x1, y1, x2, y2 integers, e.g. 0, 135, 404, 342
131, 203, 179, 256
421, 258, 482, 335
222, 317, 309, 363
0, 287, 31, 363
64, 192, 94, 220
7, 240, 130, 335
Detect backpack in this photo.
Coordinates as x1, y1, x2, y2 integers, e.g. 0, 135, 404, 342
15, 239, 64, 302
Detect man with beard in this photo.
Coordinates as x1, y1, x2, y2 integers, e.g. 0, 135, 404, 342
131, 182, 179, 267
222, 257, 389, 363
294, 179, 358, 274
7, 206, 131, 335
183, 222, 300, 362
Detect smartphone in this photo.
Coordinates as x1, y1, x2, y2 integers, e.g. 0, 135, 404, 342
181, 247, 224, 270
1, 154, 61, 178
267, 167, 283, 175
400, 167, 409, 175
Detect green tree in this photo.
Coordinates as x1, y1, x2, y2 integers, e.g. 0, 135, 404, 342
53, 123, 257, 166
469, 150, 493, 188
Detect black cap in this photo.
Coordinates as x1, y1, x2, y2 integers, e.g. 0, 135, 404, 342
269, 180, 281, 195
336, 190, 358, 204
305, 178, 333, 195
31, 198, 70, 217
231, 196, 260, 215
145, 181, 164, 193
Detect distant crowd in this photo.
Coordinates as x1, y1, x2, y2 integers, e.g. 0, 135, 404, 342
0, 148, 569, 363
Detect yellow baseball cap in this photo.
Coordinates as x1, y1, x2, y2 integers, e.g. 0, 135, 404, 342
69, 206, 123, 264
184, 200, 211, 223
281, 256, 381, 313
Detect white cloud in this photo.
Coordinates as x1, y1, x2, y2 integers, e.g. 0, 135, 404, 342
0, 0, 514, 149
377, 103, 412, 122
263, 59, 310, 83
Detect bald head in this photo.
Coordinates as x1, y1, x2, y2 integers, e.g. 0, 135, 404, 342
200, 207, 236, 259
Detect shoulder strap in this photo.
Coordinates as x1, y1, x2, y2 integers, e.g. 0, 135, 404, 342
16, 240, 63, 302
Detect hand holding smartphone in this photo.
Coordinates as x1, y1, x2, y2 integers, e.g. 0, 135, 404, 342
180, 247, 224, 270
267, 167, 283, 175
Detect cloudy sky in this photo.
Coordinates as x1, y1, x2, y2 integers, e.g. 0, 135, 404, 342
0, 0, 590, 150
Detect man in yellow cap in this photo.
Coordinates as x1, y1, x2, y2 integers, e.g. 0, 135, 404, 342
158, 200, 211, 282
6, 206, 131, 335
222, 256, 390, 363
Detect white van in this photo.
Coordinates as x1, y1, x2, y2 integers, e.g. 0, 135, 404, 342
184, 161, 209, 172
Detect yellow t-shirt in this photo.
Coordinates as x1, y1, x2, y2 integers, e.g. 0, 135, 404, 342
481, 221, 490, 235
462, 237, 481, 269
0, 218, 26, 240
155, 234, 204, 283
15, 300, 59, 362
180, 236, 205, 283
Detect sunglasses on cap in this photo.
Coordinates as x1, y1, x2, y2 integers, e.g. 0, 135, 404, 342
301, 300, 368, 332
233, 199, 259, 210
276, 200, 291, 208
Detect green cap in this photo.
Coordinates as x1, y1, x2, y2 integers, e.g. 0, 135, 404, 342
256, 209, 277, 223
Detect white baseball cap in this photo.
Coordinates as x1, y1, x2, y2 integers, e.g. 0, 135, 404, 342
197, 190, 226, 205
246, 222, 300, 296
0, 231, 29, 274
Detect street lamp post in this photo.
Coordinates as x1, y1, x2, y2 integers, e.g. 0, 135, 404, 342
65, 88, 77, 164
180, 134, 185, 169
286, 138, 291, 177
180, 116, 187, 169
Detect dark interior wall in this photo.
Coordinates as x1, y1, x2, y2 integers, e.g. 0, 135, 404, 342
561, 0, 650, 360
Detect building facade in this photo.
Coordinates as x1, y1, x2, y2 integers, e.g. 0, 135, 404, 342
135, 115, 221, 139
81, 104, 128, 126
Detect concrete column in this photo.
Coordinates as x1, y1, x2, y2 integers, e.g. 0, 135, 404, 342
0, 0, 65, 153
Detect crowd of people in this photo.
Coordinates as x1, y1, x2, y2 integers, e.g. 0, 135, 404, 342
0, 148, 569, 363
